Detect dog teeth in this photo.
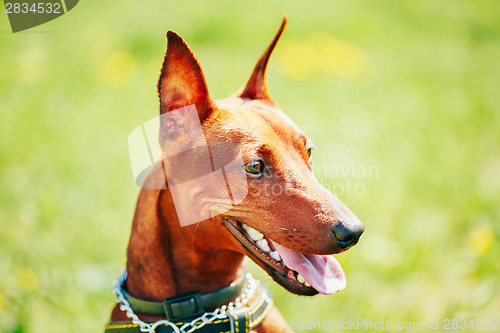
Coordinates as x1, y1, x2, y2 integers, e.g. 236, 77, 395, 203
297, 274, 306, 284
242, 223, 280, 260
242, 224, 264, 241
304, 281, 311, 287
270, 250, 281, 261
256, 239, 271, 252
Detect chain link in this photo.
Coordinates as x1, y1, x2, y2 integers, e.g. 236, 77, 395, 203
111, 269, 258, 333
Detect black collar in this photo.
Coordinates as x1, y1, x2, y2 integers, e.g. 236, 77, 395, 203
105, 273, 274, 333
122, 273, 247, 320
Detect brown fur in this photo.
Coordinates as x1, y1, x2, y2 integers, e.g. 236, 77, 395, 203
110, 17, 363, 333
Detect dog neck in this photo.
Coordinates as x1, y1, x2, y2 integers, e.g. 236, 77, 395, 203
124, 186, 245, 303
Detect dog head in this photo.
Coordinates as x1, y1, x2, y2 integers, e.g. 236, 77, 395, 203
156, 17, 364, 296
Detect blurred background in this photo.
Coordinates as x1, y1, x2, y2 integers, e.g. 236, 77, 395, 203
1, 1, 499, 332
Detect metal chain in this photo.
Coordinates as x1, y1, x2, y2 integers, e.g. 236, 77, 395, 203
111, 269, 258, 333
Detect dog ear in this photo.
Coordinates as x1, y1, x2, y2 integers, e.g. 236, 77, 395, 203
158, 31, 214, 122
239, 16, 287, 100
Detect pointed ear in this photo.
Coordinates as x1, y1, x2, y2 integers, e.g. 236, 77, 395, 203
158, 31, 214, 121
239, 16, 287, 100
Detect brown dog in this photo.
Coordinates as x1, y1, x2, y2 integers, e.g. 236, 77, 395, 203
106, 17, 364, 333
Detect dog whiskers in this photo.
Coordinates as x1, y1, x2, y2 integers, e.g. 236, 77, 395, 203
275, 226, 297, 232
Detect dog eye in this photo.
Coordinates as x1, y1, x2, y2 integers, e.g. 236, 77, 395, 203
245, 160, 265, 177
307, 148, 313, 163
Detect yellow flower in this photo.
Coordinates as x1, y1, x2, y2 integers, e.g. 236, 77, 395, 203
100, 51, 136, 87
277, 32, 374, 83
468, 225, 495, 255
17, 268, 38, 292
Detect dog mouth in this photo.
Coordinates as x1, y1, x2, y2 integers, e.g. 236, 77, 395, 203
223, 218, 346, 296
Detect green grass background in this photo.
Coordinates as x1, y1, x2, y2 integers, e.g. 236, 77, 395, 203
1, 1, 499, 332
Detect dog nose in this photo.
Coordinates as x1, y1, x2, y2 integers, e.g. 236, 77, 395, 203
332, 222, 365, 249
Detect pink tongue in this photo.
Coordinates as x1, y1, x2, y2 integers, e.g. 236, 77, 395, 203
271, 241, 346, 295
